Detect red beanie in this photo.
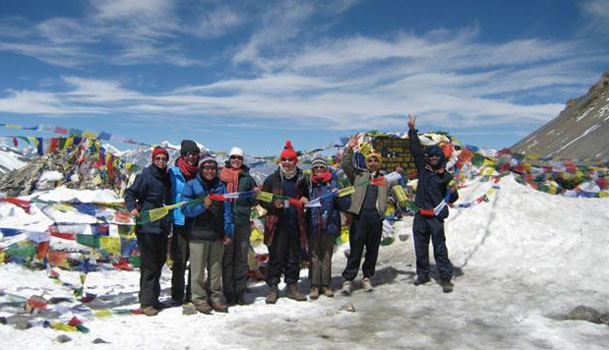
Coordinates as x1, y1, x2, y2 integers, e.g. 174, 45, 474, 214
152, 146, 169, 160
280, 140, 298, 163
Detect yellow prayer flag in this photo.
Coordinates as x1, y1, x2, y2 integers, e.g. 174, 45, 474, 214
0, 251, 5, 264
6, 124, 20, 128
26, 136, 40, 145
52, 203, 75, 212
392, 185, 407, 203
256, 191, 274, 203
337, 186, 355, 197
483, 159, 496, 167
83, 131, 97, 138
250, 228, 264, 246
482, 167, 495, 176
99, 236, 120, 255
147, 207, 169, 222
51, 322, 77, 332
486, 188, 496, 197
94, 309, 113, 319
64, 136, 74, 149
599, 192, 609, 198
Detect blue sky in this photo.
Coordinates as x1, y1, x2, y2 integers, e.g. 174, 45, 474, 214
0, 0, 608, 156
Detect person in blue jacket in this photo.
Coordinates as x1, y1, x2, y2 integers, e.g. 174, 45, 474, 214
408, 115, 459, 293
168, 139, 200, 304
181, 153, 234, 313
125, 146, 171, 316
298, 156, 351, 299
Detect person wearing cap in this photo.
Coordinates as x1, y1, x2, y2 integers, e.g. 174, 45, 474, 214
297, 156, 351, 299
181, 153, 235, 313
168, 140, 200, 305
408, 115, 458, 293
219, 146, 259, 305
125, 146, 172, 316
260, 140, 308, 304
340, 136, 389, 295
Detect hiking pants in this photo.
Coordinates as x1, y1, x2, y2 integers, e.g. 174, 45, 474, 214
342, 209, 382, 281
413, 214, 453, 280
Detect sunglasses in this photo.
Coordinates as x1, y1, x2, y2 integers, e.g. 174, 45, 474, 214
428, 154, 440, 158
201, 166, 217, 171
230, 156, 244, 161
312, 166, 326, 170
184, 152, 199, 157
281, 158, 295, 162
154, 156, 168, 162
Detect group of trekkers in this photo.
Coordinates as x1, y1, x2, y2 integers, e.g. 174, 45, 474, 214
124, 116, 459, 316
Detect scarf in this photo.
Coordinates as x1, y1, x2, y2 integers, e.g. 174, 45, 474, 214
177, 157, 199, 180
310, 171, 332, 185
280, 164, 297, 179
220, 166, 242, 193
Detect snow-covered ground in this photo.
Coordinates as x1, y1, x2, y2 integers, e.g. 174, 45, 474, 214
1, 174, 609, 349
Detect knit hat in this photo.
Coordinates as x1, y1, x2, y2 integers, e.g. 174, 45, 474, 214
199, 152, 217, 167
426, 145, 444, 159
152, 146, 169, 160
180, 139, 200, 155
366, 150, 382, 166
311, 156, 328, 169
280, 140, 298, 163
229, 146, 244, 158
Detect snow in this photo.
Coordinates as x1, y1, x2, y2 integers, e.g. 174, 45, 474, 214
575, 107, 594, 122
1, 175, 609, 349
550, 123, 602, 156
39, 171, 64, 183
0, 147, 27, 174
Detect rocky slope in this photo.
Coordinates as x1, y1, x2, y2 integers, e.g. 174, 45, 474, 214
512, 72, 609, 159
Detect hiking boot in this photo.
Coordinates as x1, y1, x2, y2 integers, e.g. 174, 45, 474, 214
309, 285, 319, 299
211, 302, 229, 313
140, 305, 159, 317
153, 301, 167, 310
194, 302, 213, 314
341, 280, 353, 296
321, 286, 334, 297
286, 284, 307, 301
361, 277, 374, 292
413, 276, 431, 286
440, 279, 454, 293
236, 294, 247, 306
266, 285, 279, 304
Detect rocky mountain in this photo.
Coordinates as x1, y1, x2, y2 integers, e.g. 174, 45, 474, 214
512, 72, 609, 159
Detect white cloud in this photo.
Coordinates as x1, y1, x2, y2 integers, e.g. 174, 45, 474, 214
580, 0, 609, 32
90, 0, 176, 20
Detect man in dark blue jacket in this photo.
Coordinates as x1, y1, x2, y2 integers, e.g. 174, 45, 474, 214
408, 115, 459, 293
125, 146, 171, 316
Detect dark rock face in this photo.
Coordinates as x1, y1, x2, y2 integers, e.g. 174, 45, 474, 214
512, 72, 609, 159
566, 305, 602, 324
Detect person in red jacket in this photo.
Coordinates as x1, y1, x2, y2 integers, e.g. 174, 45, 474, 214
260, 141, 308, 304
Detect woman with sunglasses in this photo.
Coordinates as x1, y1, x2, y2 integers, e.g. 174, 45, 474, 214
297, 156, 351, 298
125, 146, 172, 316
220, 146, 259, 305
